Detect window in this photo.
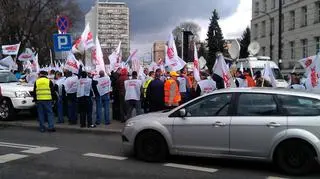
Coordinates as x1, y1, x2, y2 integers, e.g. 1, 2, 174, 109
261, 47, 266, 56
289, 11, 295, 30
254, 24, 258, 39
270, 18, 275, 35
255, 2, 260, 16
290, 41, 295, 59
315, 2, 320, 23
277, 95, 320, 116
263, 0, 267, 11
236, 93, 279, 116
316, 37, 320, 54
301, 6, 308, 27
184, 93, 232, 117
301, 39, 308, 58
271, 0, 275, 9
261, 21, 266, 37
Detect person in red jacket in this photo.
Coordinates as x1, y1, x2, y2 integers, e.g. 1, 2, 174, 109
116, 68, 129, 123
244, 70, 256, 87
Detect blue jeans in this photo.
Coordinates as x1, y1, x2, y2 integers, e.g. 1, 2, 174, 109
57, 96, 64, 123
96, 94, 110, 124
36, 101, 54, 131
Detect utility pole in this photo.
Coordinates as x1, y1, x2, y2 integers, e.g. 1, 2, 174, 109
278, 0, 283, 69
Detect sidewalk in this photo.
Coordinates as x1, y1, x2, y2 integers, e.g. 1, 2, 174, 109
0, 119, 124, 134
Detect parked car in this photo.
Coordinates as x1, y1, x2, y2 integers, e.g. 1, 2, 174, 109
122, 88, 320, 175
0, 70, 35, 120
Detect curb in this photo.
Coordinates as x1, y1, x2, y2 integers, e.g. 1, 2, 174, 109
0, 122, 123, 135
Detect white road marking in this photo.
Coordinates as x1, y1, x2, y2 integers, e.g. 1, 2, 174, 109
0, 153, 28, 164
0, 144, 32, 149
266, 177, 289, 179
21, 147, 58, 154
163, 163, 219, 173
0, 142, 39, 148
83, 153, 128, 161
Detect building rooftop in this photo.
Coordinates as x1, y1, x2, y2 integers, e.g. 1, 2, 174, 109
98, 0, 126, 5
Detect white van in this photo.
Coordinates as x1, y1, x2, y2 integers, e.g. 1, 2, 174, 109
236, 56, 289, 88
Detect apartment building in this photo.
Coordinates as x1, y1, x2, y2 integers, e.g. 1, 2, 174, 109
251, 0, 320, 73
85, 0, 130, 57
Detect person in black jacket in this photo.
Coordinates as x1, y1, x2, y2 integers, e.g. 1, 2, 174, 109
147, 69, 164, 112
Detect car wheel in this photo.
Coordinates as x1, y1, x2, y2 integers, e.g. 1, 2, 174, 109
135, 130, 168, 162
275, 140, 316, 176
0, 98, 15, 121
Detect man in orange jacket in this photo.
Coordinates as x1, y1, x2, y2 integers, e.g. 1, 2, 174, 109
164, 71, 181, 109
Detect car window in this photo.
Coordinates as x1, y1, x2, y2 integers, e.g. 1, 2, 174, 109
185, 93, 232, 117
277, 95, 320, 116
237, 93, 279, 116
0, 72, 18, 83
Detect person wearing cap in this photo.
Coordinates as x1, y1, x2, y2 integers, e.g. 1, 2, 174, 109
164, 71, 181, 108
33, 70, 57, 132
116, 68, 129, 123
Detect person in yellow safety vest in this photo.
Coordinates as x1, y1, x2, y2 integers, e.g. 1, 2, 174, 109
33, 71, 57, 133
142, 71, 155, 113
164, 71, 181, 108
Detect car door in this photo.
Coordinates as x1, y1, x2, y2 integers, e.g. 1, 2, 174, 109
172, 93, 232, 155
230, 93, 287, 158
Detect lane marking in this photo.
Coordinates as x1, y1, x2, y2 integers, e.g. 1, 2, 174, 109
0, 144, 32, 149
163, 163, 218, 173
83, 153, 128, 161
0, 153, 28, 164
21, 147, 58, 154
0, 142, 39, 148
266, 177, 289, 179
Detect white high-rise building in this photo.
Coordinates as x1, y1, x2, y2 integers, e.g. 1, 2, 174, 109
251, 0, 320, 73
85, 0, 130, 57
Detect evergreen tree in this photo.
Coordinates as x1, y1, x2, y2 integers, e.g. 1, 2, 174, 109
239, 27, 251, 58
206, 9, 225, 71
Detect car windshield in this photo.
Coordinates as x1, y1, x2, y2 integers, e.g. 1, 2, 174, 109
252, 68, 284, 80
0, 72, 18, 83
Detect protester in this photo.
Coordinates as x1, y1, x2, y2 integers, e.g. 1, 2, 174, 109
244, 70, 256, 87
164, 71, 181, 109
124, 71, 142, 119
147, 69, 164, 112
77, 71, 95, 128
93, 70, 111, 125
178, 67, 191, 104
289, 73, 306, 90
33, 71, 56, 132
110, 68, 120, 121
235, 71, 248, 87
116, 68, 128, 123
142, 71, 155, 113
63, 70, 78, 125
255, 71, 272, 87
54, 71, 66, 124
196, 72, 217, 97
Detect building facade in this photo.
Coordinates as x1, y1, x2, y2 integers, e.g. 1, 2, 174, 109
251, 0, 320, 73
153, 41, 166, 63
85, 0, 130, 57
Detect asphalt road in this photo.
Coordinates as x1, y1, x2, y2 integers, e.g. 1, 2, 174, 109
0, 126, 319, 179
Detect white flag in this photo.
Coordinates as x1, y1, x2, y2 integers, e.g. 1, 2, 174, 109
2, 43, 20, 55
304, 53, 320, 90
32, 54, 40, 73
165, 33, 186, 72
126, 49, 138, 64
108, 41, 122, 72
81, 23, 95, 50
65, 52, 80, 74
193, 42, 201, 82
212, 55, 236, 88
92, 36, 105, 73
262, 62, 277, 87
0, 56, 17, 70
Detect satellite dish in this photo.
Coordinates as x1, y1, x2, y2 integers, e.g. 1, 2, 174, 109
228, 40, 240, 60
199, 56, 207, 69
248, 41, 260, 56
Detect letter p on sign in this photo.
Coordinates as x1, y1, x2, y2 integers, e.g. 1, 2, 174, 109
53, 34, 72, 52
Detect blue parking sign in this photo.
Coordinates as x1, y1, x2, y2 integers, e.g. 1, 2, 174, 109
53, 34, 72, 52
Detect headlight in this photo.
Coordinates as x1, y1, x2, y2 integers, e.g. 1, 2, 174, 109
15, 91, 30, 98
125, 121, 135, 127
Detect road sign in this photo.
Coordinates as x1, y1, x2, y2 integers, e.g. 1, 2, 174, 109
53, 34, 72, 52
56, 16, 70, 33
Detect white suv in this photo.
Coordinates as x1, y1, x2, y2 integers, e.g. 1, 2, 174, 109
0, 70, 35, 120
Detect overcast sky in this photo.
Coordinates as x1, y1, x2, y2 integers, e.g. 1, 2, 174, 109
77, 0, 252, 54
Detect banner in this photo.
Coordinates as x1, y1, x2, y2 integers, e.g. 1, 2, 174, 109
1, 43, 20, 55
212, 55, 236, 88
0, 56, 17, 70
193, 42, 201, 82
18, 53, 33, 62
165, 33, 186, 72
64, 52, 80, 74
92, 36, 105, 73
108, 41, 122, 72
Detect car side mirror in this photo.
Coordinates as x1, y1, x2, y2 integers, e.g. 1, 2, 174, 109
179, 108, 187, 118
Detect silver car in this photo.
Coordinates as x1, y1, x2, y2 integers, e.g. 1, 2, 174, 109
122, 88, 320, 175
